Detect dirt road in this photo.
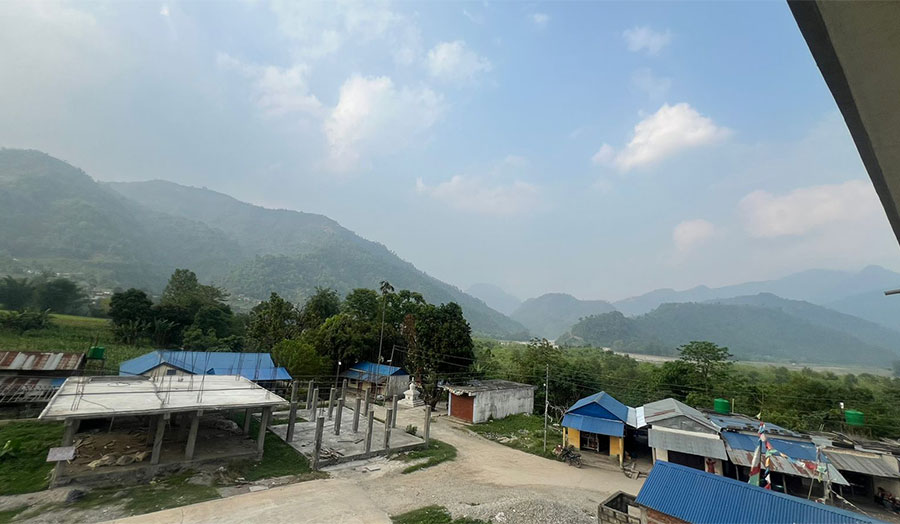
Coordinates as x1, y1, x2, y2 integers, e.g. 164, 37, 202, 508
112, 404, 645, 523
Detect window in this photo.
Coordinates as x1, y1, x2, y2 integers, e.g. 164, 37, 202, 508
166, 369, 177, 376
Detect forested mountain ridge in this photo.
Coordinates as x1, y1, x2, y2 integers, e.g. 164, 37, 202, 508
512, 292, 616, 339
0, 149, 528, 339
559, 302, 900, 366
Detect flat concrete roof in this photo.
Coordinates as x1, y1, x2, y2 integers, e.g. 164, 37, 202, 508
39, 375, 286, 420
443, 379, 536, 395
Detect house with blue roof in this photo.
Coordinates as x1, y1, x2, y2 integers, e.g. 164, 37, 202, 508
622, 460, 881, 524
119, 350, 292, 384
340, 361, 409, 398
562, 391, 642, 465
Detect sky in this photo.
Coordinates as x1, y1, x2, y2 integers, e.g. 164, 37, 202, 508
2, 1, 899, 302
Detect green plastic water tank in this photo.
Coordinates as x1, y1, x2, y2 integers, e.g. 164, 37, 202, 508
714, 398, 730, 414
844, 410, 865, 426
87, 346, 106, 360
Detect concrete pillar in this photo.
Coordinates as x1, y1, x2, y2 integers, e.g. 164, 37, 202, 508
365, 410, 374, 453
311, 387, 319, 417
424, 406, 432, 447
363, 389, 370, 415
306, 380, 314, 410
185, 410, 201, 460
352, 397, 361, 433
151, 413, 168, 465
312, 416, 325, 470
256, 407, 272, 460
341, 378, 348, 401
334, 397, 344, 436
287, 381, 298, 442
327, 387, 336, 420
54, 419, 80, 482
383, 407, 393, 450
290, 380, 298, 403
391, 395, 399, 428
242, 408, 252, 435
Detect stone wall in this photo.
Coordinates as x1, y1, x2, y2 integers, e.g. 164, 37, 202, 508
597, 492, 641, 524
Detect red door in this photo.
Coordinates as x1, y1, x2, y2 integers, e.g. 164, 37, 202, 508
450, 393, 474, 422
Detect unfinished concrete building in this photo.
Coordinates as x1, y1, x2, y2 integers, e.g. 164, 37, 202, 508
39, 374, 286, 487
444, 380, 535, 424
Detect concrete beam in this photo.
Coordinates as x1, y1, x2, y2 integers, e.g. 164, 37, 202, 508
306, 381, 314, 410
334, 397, 344, 436
287, 401, 298, 442
311, 387, 319, 418
391, 396, 399, 428
185, 410, 202, 460
352, 397, 361, 433
383, 408, 393, 450
327, 388, 336, 420
424, 406, 432, 447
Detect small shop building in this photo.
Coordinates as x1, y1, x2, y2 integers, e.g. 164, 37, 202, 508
0, 351, 85, 407
340, 361, 409, 398
443, 380, 536, 424
643, 398, 728, 474
562, 391, 641, 465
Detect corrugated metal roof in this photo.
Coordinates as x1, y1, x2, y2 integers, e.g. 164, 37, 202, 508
649, 427, 728, 460
825, 448, 900, 478
562, 413, 624, 437
642, 398, 720, 432
722, 432, 821, 461
636, 461, 880, 524
443, 379, 536, 395
119, 351, 291, 381
0, 351, 84, 372
345, 361, 407, 377
705, 412, 801, 437
725, 448, 849, 486
0, 376, 60, 403
566, 392, 629, 423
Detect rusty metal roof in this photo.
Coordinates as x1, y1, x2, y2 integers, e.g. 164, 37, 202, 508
726, 447, 849, 486
443, 379, 536, 395
824, 448, 900, 478
0, 351, 84, 372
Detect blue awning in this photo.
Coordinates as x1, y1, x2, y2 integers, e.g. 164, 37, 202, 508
562, 413, 624, 437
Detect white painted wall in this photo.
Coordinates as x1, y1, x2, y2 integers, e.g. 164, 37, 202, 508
472, 387, 534, 424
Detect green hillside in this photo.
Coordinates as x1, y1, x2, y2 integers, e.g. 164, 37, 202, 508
0, 149, 527, 339
560, 302, 900, 365
512, 293, 616, 339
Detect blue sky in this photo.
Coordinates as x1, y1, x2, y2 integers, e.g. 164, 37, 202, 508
2, 1, 898, 301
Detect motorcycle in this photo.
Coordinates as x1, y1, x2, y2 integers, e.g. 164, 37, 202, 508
553, 444, 583, 468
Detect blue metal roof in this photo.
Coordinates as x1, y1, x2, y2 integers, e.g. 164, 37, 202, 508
721, 432, 825, 462
119, 351, 292, 381
636, 461, 882, 524
566, 392, 630, 423
562, 413, 624, 437
706, 413, 800, 437
346, 361, 407, 377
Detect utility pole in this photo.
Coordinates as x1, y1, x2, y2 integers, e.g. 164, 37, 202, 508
543, 364, 549, 452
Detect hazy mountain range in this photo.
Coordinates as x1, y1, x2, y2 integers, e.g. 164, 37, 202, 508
4, 148, 900, 366
0, 149, 528, 339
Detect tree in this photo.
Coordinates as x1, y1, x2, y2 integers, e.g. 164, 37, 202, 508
300, 287, 341, 328
272, 339, 328, 379
408, 302, 475, 408
32, 278, 85, 314
0, 276, 34, 310
247, 292, 303, 350
343, 288, 380, 322
677, 341, 732, 393
160, 269, 226, 308
108, 289, 153, 326
376, 281, 395, 366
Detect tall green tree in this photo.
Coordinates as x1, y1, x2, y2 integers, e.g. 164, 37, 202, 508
247, 292, 303, 350
407, 302, 475, 408
677, 340, 732, 394
160, 269, 225, 308
0, 276, 34, 310
108, 288, 153, 326
32, 278, 85, 314
300, 287, 341, 328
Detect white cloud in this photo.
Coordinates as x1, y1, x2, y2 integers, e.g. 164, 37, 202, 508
462, 9, 484, 25
613, 103, 730, 170
160, 5, 170, 17
591, 144, 615, 165
217, 54, 323, 118
531, 13, 549, 29
324, 75, 445, 172
739, 180, 881, 238
673, 219, 715, 252
623, 26, 672, 55
416, 175, 540, 216
631, 68, 671, 99
426, 41, 492, 85
268, 1, 422, 64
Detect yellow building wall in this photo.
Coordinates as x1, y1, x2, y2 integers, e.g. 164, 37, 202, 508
564, 427, 581, 450
609, 436, 624, 465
